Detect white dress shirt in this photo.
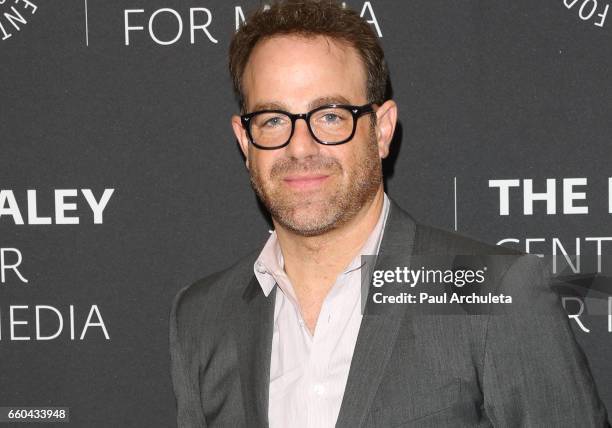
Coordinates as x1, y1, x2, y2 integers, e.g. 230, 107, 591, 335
254, 194, 390, 428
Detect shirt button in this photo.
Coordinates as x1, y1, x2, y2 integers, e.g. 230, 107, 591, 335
313, 384, 325, 395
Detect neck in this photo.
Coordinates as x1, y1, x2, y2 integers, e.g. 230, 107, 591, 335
274, 186, 385, 293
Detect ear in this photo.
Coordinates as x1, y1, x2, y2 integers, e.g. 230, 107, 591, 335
231, 115, 250, 169
374, 100, 398, 159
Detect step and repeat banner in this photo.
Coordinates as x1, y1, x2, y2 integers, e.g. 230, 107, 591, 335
2, 0, 611, 426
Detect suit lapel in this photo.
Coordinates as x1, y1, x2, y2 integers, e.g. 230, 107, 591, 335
236, 276, 276, 428
336, 200, 417, 428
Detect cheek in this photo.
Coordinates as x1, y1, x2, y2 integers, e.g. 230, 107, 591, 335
349, 130, 376, 163
360, 117, 376, 142
330, 148, 358, 176
249, 151, 275, 178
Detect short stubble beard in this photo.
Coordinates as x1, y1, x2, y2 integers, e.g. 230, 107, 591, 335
249, 126, 382, 237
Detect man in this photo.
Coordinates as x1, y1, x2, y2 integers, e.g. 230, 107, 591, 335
170, 1, 608, 427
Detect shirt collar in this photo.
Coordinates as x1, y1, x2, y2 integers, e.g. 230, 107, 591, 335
254, 193, 391, 297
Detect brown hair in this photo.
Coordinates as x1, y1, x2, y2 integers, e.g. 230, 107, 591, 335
229, 0, 389, 111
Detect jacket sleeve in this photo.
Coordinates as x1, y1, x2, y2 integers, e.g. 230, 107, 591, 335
169, 285, 208, 428
482, 255, 609, 427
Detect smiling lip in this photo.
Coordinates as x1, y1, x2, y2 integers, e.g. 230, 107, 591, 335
283, 174, 329, 189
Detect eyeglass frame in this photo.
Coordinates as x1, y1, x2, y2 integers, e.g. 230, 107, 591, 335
240, 103, 375, 150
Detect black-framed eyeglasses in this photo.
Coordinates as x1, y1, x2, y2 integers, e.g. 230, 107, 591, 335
240, 103, 375, 150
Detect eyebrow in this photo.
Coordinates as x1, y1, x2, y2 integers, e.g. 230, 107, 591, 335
249, 95, 354, 113
307, 95, 352, 110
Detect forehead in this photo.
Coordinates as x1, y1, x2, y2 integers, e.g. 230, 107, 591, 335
242, 34, 368, 111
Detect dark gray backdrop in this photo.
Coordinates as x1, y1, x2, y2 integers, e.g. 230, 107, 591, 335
1, 0, 611, 426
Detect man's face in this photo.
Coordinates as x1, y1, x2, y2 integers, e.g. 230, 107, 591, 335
232, 35, 392, 236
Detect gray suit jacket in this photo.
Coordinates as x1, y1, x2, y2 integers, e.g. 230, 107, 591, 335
170, 200, 609, 427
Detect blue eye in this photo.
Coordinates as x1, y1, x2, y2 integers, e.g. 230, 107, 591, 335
314, 109, 349, 126
263, 116, 286, 128
322, 113, 341, 123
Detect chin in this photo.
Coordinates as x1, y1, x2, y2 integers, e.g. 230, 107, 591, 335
282, 219, 337, 237
278, 207, 344, 236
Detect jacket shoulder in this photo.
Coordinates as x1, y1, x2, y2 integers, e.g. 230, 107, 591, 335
171, 249, 259, 327
388, 199, 525, 282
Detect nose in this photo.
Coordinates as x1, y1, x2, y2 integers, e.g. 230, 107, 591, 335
284, 117, 321, 159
